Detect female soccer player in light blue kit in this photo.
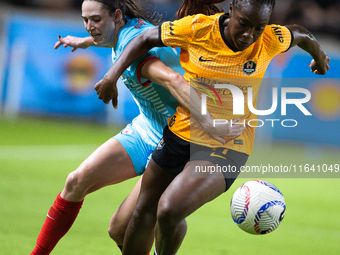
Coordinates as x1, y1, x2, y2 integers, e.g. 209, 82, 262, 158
30, 0, 232, 254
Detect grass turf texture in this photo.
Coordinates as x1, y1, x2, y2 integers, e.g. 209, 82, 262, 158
0, 116, 339, 255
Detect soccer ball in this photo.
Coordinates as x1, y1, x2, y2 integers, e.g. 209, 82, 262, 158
230, 180, 286, 235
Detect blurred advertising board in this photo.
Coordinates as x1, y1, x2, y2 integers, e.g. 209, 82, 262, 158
0, 13, 139, 124
1, 13, 339, 145
261, 49, 340, 146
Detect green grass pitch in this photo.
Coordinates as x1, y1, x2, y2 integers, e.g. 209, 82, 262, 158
0, 116, 339, 254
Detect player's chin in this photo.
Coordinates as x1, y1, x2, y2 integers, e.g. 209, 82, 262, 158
92, 37, 105, 46
93, 41, 103, 47
235, 39, 253, 51
236, 42, 251, 51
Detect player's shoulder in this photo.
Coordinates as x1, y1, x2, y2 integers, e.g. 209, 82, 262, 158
260, 24, 293, 54
171, 12, 221, 26
181, 13, 223, 37
186, 12, 222, 26
193, 12, 222, 21
116, 18, 154, 51
120, 17, 154, 37
263, 24, 289, 42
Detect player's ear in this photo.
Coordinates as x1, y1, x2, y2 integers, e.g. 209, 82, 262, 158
113, 9, 123, 23
229, 3, 233, 17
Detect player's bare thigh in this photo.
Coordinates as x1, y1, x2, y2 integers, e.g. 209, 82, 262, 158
157, 161, 226, 220
61, 138, 137, 202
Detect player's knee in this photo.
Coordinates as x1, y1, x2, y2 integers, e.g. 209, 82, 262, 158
64, 169, 88, 197
157, 200, 183, 229
108, 224, 125, 245
133, 205, 158, 228
108, 211, 126, 245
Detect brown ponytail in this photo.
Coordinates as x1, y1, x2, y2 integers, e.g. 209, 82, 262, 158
175, 0, 226, 19
85, 0, 162, 25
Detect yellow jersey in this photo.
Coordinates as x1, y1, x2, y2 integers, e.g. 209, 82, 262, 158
159, 13, 293, 155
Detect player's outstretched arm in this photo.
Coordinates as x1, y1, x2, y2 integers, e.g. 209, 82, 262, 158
54, 35, 95, 52
94, 26, 161, 108
286, 25, 330, 75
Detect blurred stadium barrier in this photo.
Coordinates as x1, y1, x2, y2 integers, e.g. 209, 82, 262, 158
0, 5, 339, 146
258, 47, 340, 146
0, 7, 139, 125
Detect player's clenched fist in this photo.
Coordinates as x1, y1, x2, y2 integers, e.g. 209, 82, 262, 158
94, 73, 119, 109
309, 53, 330, 75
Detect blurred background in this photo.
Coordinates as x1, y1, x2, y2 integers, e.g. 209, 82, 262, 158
0, 0, 339, 142
0, 1, 339, 255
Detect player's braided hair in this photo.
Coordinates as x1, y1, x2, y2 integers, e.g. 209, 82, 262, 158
232, 0, 276, 13
176, 0, 226, 19
84, 0, 162, 25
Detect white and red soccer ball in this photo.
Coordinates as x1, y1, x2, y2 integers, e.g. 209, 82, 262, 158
230, 180, 286, 235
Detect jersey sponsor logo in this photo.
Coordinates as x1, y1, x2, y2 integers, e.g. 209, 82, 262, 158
272, 26, 284, 43
199, 56, 214, 62
196, 82, 222, 106
243, 61, 257, 75
169, 115, 177, 127
234, 139, 244, 145
156, 138, 165, 150
210, 152, 227, 160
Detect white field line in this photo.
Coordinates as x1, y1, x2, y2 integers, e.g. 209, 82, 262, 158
0, 144, 100, 160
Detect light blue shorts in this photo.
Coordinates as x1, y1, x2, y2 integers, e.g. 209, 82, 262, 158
112, 115, 162, 176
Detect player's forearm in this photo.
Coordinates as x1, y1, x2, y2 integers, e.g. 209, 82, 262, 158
288, 25, 326, 61
139, 59, 206, 122
83, 36, 96, 48
168, 74, 214, 130
189, 86, 215, 130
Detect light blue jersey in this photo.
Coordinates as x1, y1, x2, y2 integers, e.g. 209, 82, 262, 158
112, 17, 184, 175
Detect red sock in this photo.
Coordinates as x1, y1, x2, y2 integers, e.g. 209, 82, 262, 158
31, 193, 83, 255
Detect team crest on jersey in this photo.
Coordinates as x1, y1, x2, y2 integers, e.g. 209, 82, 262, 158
156, 138, 165, 150
243, 61, 257, 75
121, 127, 134, 135
169, 115, 177, 127
134, 18, 146, 29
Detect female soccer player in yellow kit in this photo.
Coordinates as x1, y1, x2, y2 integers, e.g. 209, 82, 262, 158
95, 0, 330, 254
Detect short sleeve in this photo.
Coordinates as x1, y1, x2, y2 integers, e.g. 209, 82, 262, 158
124, 52, 157, 86
126, 46, 184, 87
159, 15, 196, 50
263, 25, 293, 57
